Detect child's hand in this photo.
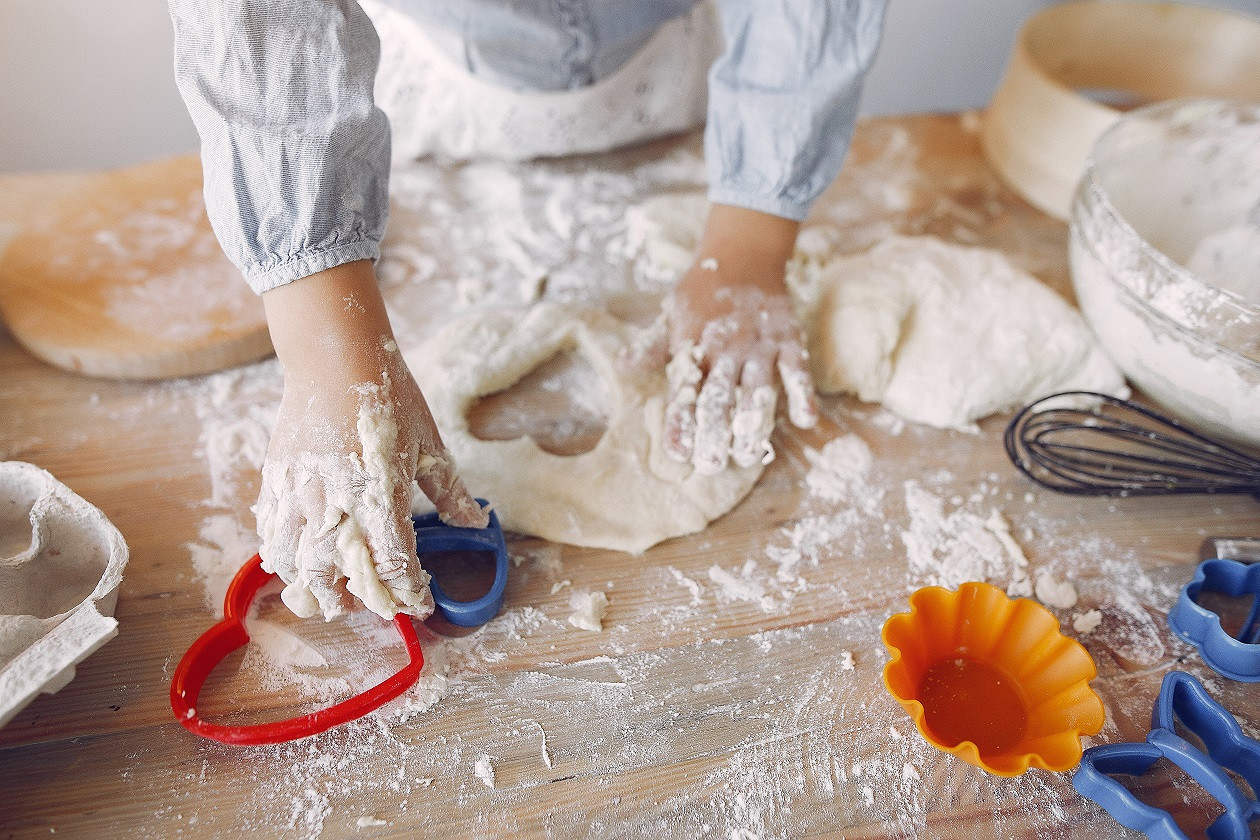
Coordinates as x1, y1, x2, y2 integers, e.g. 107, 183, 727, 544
256, 262, 487, 620
662, 205, 818, 474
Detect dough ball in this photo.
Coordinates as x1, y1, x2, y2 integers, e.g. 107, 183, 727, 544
808, 236, 1126, 429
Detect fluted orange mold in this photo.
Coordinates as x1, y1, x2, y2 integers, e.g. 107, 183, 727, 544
882, 581, 1105, 776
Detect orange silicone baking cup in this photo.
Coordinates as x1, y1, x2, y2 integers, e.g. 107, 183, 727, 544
882, 581, 1105, 776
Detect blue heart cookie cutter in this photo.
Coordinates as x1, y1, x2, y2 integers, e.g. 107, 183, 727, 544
413, 501, 509, 627
1073, 671, 1260, 840
1169, 559, 1260, 682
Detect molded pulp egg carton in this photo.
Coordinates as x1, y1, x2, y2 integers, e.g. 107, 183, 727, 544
0, 461, 128, 728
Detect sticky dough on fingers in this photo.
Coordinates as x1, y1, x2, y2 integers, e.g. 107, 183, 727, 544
777, 340, 819, 430
663, 341, 703, 463
257, 386, 438, 621
415, 448, 489, 528
731, 357, 776, 469
691, 354, 738, 475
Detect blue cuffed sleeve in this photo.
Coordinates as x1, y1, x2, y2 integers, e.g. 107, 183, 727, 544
706, 0, 886, 221
170, 0, 391, 294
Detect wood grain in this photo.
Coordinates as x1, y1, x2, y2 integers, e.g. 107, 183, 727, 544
0, 156, 271, 380
1, 115, 1257, 839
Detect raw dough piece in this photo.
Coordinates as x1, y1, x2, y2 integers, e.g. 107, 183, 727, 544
809, 236, 1126, 429
567, 590, 608, 632
1072, 609, 1103, 635
407, 303, 764, 554
1034, 569, 1079, 610
626, 192, 709, 278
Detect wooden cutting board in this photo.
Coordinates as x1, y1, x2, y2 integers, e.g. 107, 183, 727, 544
0, 155, 272, 380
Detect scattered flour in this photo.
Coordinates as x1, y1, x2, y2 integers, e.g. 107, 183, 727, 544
534, 721, 554, 769
1072, 609, 1103, 635
473, 755, 496, 789
186, 363, 281, 614
708, 561, 773, 612
1034, 569, 1079, 611
103, 119, 1212, 839
668, 566, 704, 605
901, 481, 1031, 597
803, 434, 875, 505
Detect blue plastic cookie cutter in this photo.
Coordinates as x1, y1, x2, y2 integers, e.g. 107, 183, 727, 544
1073, 671, 1260, 840
412, 500, 509, 627
1169, 559, 1260, 682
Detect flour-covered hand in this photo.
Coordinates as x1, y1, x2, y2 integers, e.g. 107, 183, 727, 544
664, 282, 817, 474
662, 205, 817, 475
255, 262, 487, 621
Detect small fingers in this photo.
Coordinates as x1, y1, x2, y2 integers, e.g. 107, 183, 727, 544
360, 485, 435, 618
731, 358, 777, 469
415, 446, 489, 529
692, 355, 738, 475
258, 500, 302, 584
663, 342, 703, 463
777, 340, 819, 430
287, 511, 354, 619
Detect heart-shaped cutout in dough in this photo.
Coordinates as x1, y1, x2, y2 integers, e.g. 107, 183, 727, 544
409, 303, 765, 554
467, 347, 609, 456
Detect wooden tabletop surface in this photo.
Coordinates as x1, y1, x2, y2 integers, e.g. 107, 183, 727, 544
2, 114, 1258, 839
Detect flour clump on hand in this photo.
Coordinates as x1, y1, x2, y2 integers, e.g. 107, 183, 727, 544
808, 236, 1126, 429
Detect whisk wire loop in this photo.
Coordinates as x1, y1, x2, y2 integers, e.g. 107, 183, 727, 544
1004, 392, 1260, 497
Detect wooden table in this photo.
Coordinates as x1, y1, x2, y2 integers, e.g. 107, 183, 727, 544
2, 115, 1257, 839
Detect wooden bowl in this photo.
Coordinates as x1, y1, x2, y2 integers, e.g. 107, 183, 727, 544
981, 1, 1260, 221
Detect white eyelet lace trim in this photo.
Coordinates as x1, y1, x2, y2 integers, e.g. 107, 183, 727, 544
363, 0, 722, 162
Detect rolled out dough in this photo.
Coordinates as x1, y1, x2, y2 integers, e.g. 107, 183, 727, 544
406, 303, 764, 554
809, 236, 1127, 429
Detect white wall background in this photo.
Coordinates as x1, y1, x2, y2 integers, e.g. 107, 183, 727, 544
1, 0, 1256, 172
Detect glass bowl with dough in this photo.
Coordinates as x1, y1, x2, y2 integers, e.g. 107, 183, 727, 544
881, 581, 1105, 777
1069, 98, 1260, 450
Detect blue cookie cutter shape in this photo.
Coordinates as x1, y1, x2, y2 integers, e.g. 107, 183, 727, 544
1169, 559, 1260, 682
1073, 671, 1260, 840
412, 501, 509, 627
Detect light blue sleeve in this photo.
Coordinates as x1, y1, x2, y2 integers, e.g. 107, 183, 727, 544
169, 0, 391, 294
706, 0, 887, 221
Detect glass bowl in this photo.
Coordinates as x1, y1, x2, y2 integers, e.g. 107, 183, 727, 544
1069, 99, 1260, 449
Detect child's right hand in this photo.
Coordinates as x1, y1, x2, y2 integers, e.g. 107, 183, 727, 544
256, 262, 486, 621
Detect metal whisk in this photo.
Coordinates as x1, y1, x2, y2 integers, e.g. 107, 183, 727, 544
1004, 391, 1260, 498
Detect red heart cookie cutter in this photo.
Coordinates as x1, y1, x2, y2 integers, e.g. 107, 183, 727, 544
170, 554, 424, 745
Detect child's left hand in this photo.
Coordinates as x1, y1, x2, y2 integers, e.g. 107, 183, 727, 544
660, 204, 818, 475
